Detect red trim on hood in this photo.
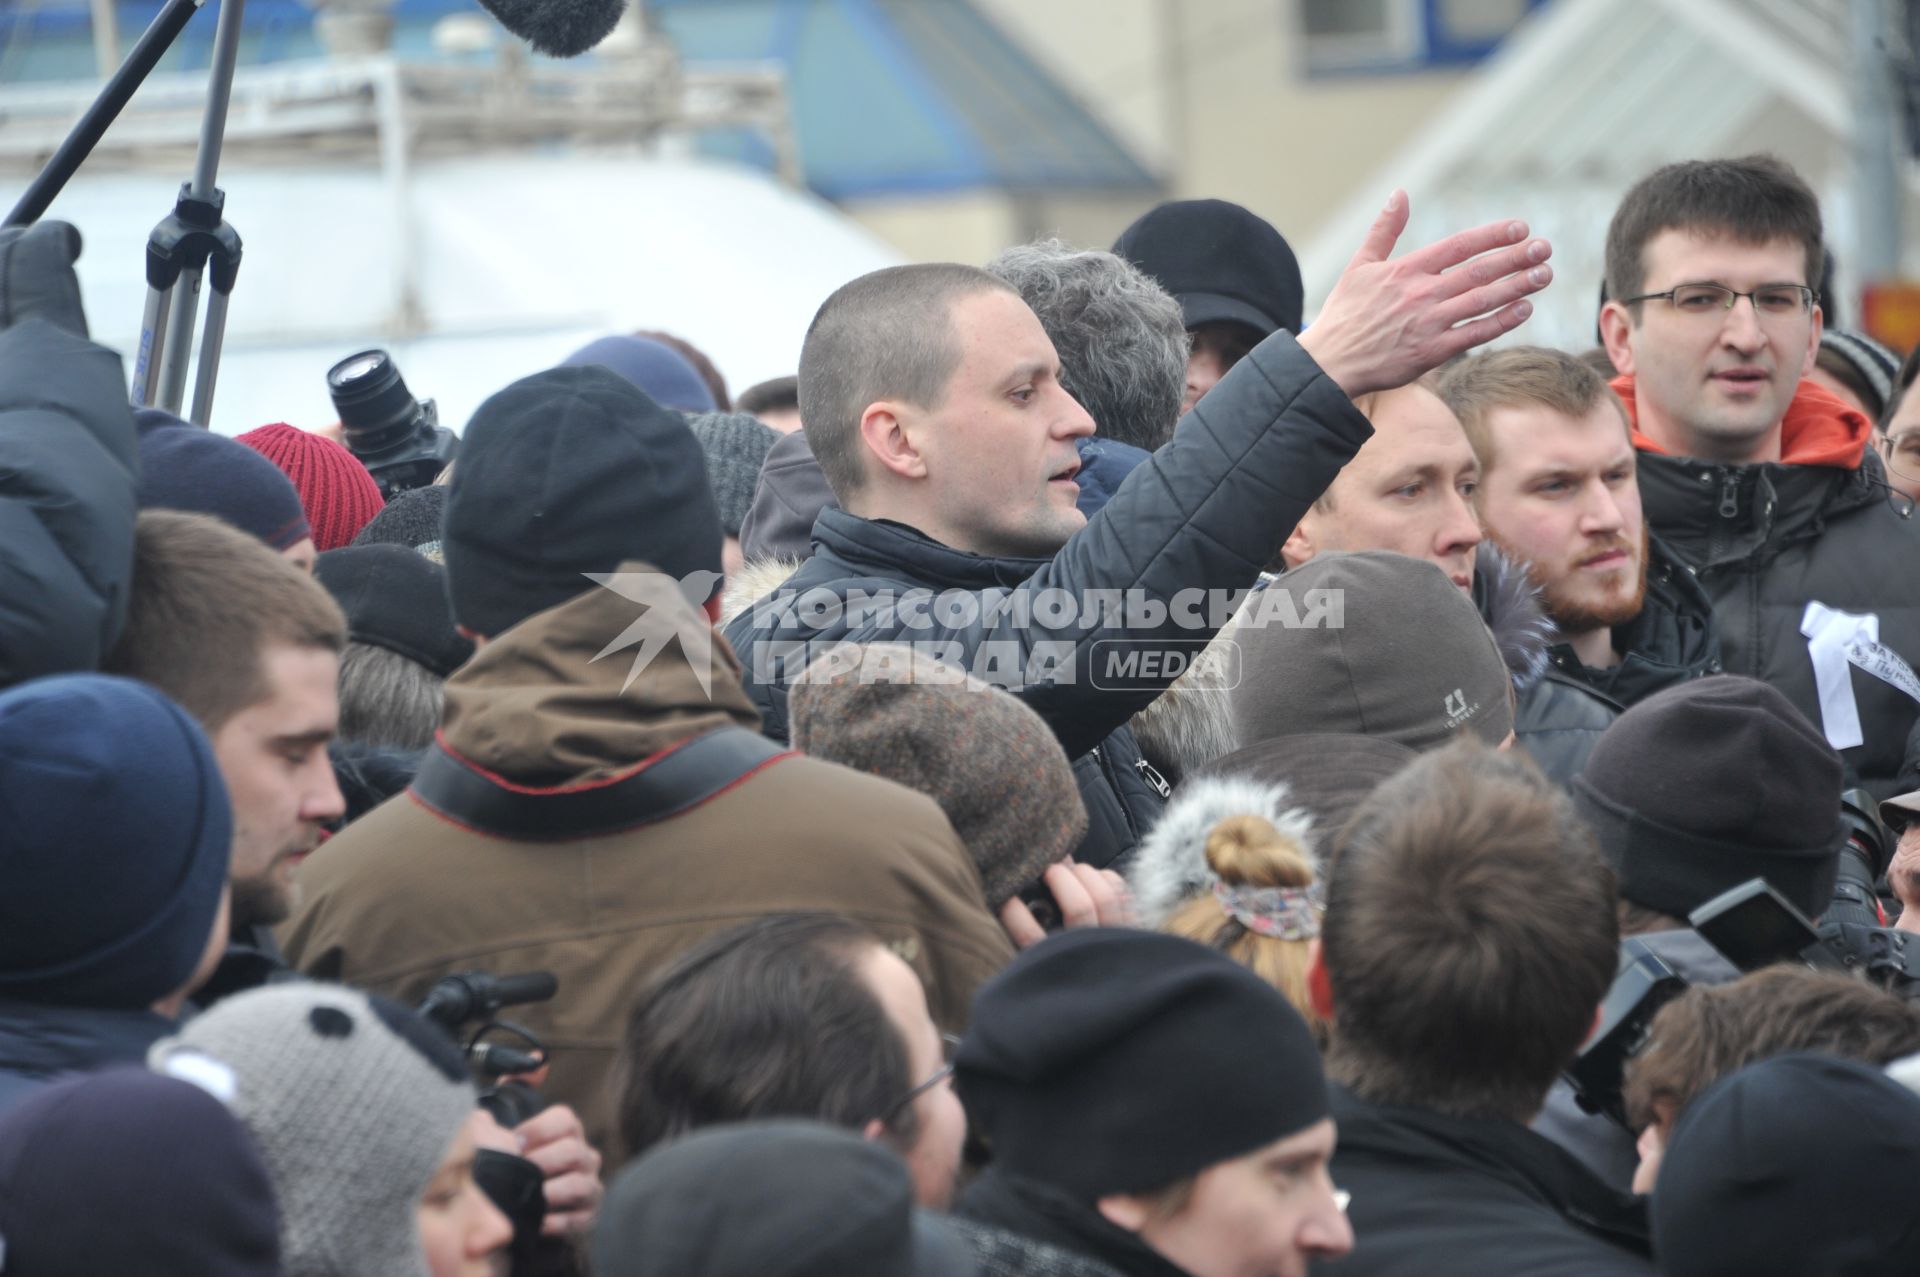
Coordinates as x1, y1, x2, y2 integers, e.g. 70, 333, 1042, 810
428, 727, 709, 796
1610, 374, 1872, 468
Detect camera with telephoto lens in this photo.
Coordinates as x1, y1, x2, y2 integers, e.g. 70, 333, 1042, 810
418, 970, 560, 1272
1565, 814, 1920, 1132
326, 348, 458, 500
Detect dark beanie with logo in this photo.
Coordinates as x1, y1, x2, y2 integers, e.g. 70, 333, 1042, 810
955, 928, 1327, 1200
0, 675, 231, 1008
1572, 675, 1845, 921
443, 366, 723, 638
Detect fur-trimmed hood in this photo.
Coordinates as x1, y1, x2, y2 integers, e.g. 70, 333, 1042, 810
1473, 543, 1555, 692
720, 555, 802, 626
1127, 774, 1320, 927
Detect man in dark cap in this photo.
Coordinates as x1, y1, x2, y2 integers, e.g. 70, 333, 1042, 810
1653, 1054, 1920, 1277
1112, 198, 1303, 415
0, 675, 234, 1114
138, 410, 318, 572
953, 928, 1351, 1277
594, 1122, 977, 1277
1534, 674, 1849, 1190
1311, 740, 1651, 1275
282, 366, 1013, 1161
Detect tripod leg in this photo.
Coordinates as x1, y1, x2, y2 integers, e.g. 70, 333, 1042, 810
189, 285, 231, 428
157, 262, 204, 416
133, 284, 173, 409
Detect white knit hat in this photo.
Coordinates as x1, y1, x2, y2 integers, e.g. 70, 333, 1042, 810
151, 983, 476, 1277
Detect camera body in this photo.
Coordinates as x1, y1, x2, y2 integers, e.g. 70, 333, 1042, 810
326, 348, 459, 500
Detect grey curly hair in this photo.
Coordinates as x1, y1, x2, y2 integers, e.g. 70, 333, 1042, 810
985, 238, 1190, 452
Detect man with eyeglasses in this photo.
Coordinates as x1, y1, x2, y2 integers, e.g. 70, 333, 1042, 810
1874, 344, 1920, 505
1598, 154, 1920, 801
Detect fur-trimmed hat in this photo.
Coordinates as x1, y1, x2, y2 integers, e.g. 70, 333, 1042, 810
1128, 774, 1318, 928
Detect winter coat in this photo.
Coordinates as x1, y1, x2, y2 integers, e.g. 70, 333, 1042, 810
0, 222, 139, 689
1321, 1085, 1653, 1276
279, 563, 1012, 1158
1534, 929, 1741, 1193
722, 333, 1373, 870
0, 999, 176, 1118
1474, 545, 1619, 785
1545, 534, 1722, 708
1619, 376, 1920, 799
947, 1217, 1125, 1277
957, 1169, 1186, 1277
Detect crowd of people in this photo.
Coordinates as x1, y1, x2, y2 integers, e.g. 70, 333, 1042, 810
4, 149, 1920, 1276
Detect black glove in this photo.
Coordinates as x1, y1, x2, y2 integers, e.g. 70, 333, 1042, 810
0, 220, 89, 336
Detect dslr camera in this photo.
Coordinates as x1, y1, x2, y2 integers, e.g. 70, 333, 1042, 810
327, 348, 458, 500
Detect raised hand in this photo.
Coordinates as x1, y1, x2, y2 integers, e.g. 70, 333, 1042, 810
1299, 191, 1552, 397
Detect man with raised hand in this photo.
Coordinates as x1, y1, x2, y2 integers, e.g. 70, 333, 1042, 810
726, 195, 1554, 868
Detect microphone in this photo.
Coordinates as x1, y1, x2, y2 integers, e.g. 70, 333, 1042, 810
470, 0, 628, 57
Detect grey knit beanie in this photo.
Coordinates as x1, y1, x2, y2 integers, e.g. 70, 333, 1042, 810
688, 411, 779, 538
1230, 551, 1514, 752
150, 983, 477, 1277
789, 644, 1087, 908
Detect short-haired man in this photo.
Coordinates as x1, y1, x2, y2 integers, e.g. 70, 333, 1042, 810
1439, 346, 1721, 779
727, 196, 1556, 867
1622, 966, 1920, 1192
105, 511, 349, 967
615, 915, 967, 1205
1599, 154, 1920, 799
281, 366, 1013, 1160
1440, 346, 1721, 705
1277, 383, 1482, 590
1312, 739, 1652, 1274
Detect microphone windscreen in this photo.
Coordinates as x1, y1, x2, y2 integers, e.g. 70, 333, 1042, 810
471, 0, 627, 57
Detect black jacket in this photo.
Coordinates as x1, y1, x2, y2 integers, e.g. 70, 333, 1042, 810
0, 998, 176, 1119
1545, 534, 1722, 708
947, 1216, 1125, 1277
957, 1169, 1183, 1277
1320, 1086, 1653, 1277
723, 333, 1372, 869
0, 223, 139, 689
1474, 545, 1619, 785
1627, 381, 1920, 799
1513, 671, 1617, 785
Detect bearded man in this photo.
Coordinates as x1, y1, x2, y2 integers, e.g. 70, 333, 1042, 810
1440, 347, 1721, 778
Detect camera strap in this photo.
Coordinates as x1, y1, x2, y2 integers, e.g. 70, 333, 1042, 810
409, 726, 792, 842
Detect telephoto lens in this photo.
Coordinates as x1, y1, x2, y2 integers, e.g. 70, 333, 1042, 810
325, 348, 457, 498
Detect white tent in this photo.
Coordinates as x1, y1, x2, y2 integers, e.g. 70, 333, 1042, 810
45, 154, 903, 434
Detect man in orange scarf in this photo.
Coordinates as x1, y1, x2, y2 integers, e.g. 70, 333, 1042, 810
1598, 155, 1920, 801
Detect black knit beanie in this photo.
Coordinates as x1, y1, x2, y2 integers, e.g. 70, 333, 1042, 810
443, 366, 723, 637
1654, 1054, 1920, 1276
1571, 675, 1845, 920
955, 928, 1327, 1200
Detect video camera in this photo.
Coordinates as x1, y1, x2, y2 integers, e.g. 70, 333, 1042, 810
327, 348, 459, 500
1566, 788, 1918, 1128
418, 969, 560, 1271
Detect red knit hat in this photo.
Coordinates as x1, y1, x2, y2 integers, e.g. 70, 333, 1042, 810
237, 424, 386, 551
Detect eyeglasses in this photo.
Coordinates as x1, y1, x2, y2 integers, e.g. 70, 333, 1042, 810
1620, 283, 1817, 318
1880, 429, 1920, 483
878, 1033, 961, 1124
